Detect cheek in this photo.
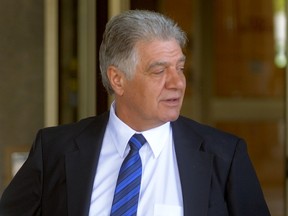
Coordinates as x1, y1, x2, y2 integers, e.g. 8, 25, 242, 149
134, 88, 159, 111
143, 84, 162, 100
128, 76, 164, 104
183, 77, 187, 89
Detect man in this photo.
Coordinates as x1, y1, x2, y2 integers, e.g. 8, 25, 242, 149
0, 10, 270, 216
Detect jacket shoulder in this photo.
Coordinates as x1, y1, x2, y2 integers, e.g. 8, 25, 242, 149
34, 112, 109, 152
175, 116, 239, 140
174, 116, 245, 161
41, 112, 108, 139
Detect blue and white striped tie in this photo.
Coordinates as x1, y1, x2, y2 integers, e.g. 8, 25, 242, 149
110, 133, 146, 216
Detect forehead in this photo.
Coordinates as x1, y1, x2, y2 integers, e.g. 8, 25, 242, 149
135, 39, 184, 62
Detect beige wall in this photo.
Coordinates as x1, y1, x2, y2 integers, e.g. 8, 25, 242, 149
0, 0, 44, 192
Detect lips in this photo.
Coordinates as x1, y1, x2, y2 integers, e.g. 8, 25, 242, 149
166, 98, 179, 102
162, 97, 181, 106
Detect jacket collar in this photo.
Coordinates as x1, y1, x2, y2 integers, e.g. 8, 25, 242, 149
172, 117, 213, 216
65, 112, 109, 216
64, 113, 213, 216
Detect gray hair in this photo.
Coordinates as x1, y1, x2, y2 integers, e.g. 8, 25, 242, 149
99, 10, 187, 94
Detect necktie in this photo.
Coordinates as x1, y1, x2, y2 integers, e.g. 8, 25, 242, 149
110, 133, 146, 216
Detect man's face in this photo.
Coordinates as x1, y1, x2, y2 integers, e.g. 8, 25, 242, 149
115, 39, 186, 131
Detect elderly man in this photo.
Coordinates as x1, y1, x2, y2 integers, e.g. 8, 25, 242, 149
0, 10, 270, 216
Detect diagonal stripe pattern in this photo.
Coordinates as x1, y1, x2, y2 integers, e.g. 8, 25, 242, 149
110, 133, 146, 216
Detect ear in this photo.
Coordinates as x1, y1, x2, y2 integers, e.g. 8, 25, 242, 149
107, 66, 125, 96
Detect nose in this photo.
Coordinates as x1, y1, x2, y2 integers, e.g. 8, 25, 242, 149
165, 68, 186, 90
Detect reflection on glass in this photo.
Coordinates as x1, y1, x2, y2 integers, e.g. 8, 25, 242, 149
274, 0, 287, 68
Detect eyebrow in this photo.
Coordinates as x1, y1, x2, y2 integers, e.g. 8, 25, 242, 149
147, 55, 186, 71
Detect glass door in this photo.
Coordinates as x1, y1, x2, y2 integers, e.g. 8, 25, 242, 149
209, 1, 287, 215
155, 0, 287, 215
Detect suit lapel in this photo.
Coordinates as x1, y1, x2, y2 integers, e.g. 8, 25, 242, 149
63, 114, 212, 216
65, 113, 109, 216
172, 118, 213, 216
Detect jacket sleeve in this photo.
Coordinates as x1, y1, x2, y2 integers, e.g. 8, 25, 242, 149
0, 130, 43, 216
226, 139, 271, 216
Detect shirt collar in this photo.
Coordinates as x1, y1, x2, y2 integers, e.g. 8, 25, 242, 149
108, 101, 171, 158
108, 101, 135, 158
142, 122, 171, 158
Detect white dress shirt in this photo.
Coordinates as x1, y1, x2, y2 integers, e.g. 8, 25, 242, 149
89, 102, 183, 216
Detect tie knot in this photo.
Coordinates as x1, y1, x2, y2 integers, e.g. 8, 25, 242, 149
129, 133, 146, 151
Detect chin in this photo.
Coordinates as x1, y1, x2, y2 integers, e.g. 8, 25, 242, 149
163, 113, 180, 122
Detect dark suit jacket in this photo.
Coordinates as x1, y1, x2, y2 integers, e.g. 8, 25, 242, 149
0, 112, 270, 216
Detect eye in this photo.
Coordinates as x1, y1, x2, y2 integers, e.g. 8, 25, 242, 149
150, 66, 166, 75
153, 69, 165, 75
177, 65, 185, 73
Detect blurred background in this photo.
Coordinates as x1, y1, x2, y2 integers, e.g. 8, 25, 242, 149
0, 0, 287, 215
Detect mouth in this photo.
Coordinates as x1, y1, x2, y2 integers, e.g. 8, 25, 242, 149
162, 97, 181, 106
